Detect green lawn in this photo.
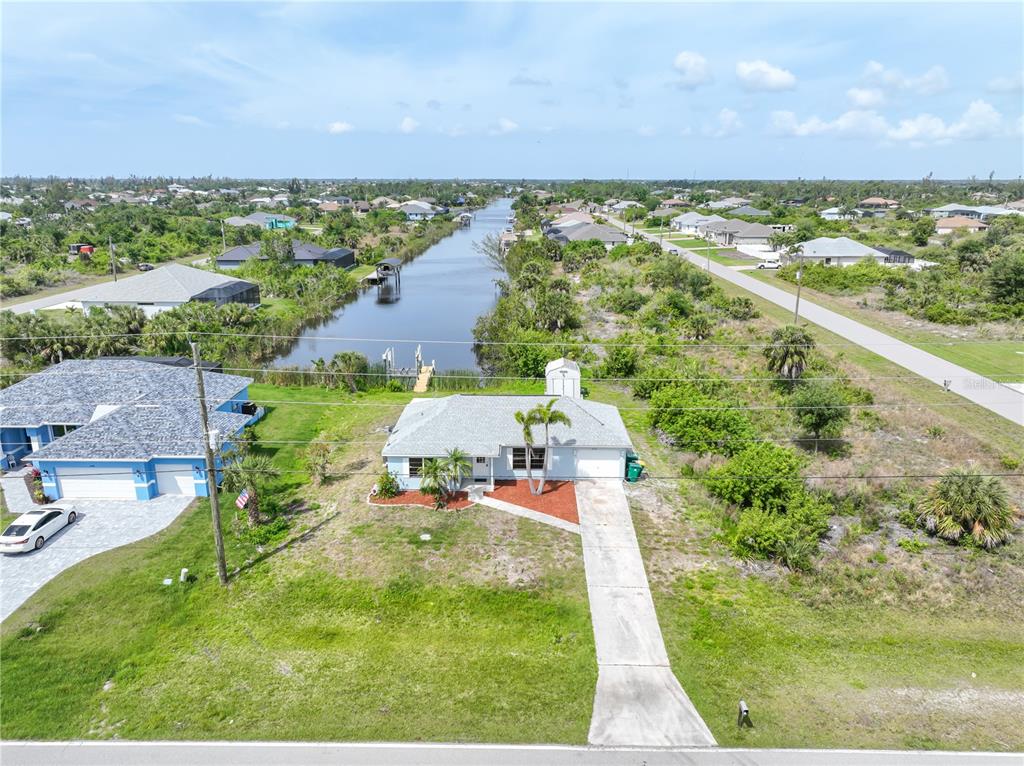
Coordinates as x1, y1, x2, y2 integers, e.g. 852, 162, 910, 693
349, 263, 376, 281
666, 237, 708, 248
0, 385, 595, 743
746, 271, 1024, 380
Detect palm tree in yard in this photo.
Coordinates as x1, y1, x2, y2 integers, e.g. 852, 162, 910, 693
443, 448, 472, 492
918, 468, 1016, 549
763, 325, 815, 383
514, 409, 540, 495
526, 399, 572, 495
419, 458, 450, 506
221, 453, 280, 528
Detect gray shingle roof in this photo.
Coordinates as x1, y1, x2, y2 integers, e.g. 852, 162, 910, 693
216, 240, 354, 265
550, 223, 627, 244
0, 359, 252, 428
76, 264, 255, 305
224, 212, 296, 227
382, 395, 633, 458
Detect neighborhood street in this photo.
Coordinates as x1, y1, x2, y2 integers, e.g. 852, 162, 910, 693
609, 217, 1024, 426
3, 742, 1021, 766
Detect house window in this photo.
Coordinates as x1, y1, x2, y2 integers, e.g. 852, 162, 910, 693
511, 447, 546, 470
408, 458, 423, 476
475, 457, 487, 464
50, 424, 79, 438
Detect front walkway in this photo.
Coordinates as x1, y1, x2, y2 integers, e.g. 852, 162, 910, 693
576, 479, 715, 747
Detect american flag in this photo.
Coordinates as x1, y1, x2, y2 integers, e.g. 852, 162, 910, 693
235, 489, 250, 509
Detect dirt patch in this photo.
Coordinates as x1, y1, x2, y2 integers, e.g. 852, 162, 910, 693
485, 480, 578, 524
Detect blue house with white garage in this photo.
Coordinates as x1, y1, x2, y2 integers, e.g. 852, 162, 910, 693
0, 359, 262, 500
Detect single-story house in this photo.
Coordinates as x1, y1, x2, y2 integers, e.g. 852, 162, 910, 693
926, 204, 1020, 221
727, 205, 771, 217
400, 201, 438, 220
381, 361, 632, 489
935, 215, 988, 234
549, 211, 594, 228
224, 212, 296, 229
610, 200, 644, 212
71, 264, 259, 317
546, 222, 628, 248
1, 359, 262, 498
371, 196, 398, 208
700, 219, 774, 246
660, 198, 688, 208
859, 197, 900, 209
794, 236, 887, 267
216, 240, 355, 269
819, 206, 865, 220
671, 212, 725, 234
706, 196, 751, 210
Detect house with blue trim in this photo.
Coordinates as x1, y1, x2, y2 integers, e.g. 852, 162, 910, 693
0, 359, 262, 500
381, 360, 633, 489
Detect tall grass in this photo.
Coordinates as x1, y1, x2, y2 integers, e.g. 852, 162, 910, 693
429, 368, 484, 391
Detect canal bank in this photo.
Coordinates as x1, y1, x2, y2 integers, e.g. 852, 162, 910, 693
273, 198, 512, 371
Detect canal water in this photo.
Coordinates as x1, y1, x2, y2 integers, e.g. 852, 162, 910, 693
274, 198, 511, 370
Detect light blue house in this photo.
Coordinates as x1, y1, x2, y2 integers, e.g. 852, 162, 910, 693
223, 212, 296, 230
381, 361, 632, 489
1, 359, 261, 500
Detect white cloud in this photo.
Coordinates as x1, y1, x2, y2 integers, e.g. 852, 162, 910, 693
771, 100, 1009, 146
509, 72, 551, 87
399, 116, 419, 134
173, 113, 208, 126
705, 108, 742, 138
327, 120, 353, 134
846, 87, 885, 108
863, 61, 948, 95
672, 51, 711, 89
988, 71, 1024, 92
735, 60, 796, 91
490, 116, 519, 135
637, 125, 656, 137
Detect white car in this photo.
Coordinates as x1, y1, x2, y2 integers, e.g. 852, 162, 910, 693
0, 505, 77, 553
756, 260, 781, 269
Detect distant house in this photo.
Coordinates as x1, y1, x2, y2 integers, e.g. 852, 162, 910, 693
216, 240, 355, 269
546, 222, 627, 248
64, 199, 99, 212
859, 196, 900, 209
660, 198, 688, 208
610, 200, 644, 212
819, 207, 865, 221
727, 205, 771, 217
400, 201, 438, 221
223, 212, 296, 230
926, 203, 1020, 221
371, 196, 398, 209
71, 264, 259, 317
318, 201, 342, 213
935, 215, 988, 235
706, 196, 751, 210
353, 200, 371, 214
671, 212, 725, 234
700, 220, 774, 246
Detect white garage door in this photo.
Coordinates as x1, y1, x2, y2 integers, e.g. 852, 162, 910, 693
575, 449, 622, 480
156, 463, 198, 496
57, 465, 136, 499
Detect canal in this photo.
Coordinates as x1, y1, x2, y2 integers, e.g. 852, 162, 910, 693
274, 198, 512, 371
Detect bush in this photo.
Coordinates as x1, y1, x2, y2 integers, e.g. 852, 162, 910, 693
602, 343, 640, 377
632, 365, 678, 399
726, 296, 758, 320
376, 469, 401, 499
898, 537, 927, 554
790, 381, 851, 442
729, 492, 829, 570
245, 516, 291, 547
604, 287, 648, 313
705, 442, 805, 511
917, 468, 1017, 549
648, 384, 756, 455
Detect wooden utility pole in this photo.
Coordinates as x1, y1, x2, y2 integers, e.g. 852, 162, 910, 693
792, 246, 805, 324
109, 236, 117, 281
192, 342, 228, 585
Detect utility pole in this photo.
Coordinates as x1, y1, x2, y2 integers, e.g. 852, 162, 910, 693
792, 246, 804, 324
192, 342, 228, 586
109, 236, 117, 281
220, 220, 227, 254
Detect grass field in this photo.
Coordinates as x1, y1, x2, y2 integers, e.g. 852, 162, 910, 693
0, 384, 596, 743
746, 271, 1024, 380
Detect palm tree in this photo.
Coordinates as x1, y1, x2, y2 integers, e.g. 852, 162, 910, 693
221, 453, 280, 528
514, 409, 539, 494
328, 351, 369, 392
763, 325, 815, 383
419, 458, 449, 506
526, 399, 572, 495
918, 468, 1016, 549
443, 448, 472, 493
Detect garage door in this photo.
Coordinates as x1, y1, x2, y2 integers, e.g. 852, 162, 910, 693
57, 465, 136, 499
575, 449, 622, 480
156, 463, 198, 496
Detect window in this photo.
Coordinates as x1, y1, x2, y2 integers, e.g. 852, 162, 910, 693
50, 424, 79, 438
475, 457, 487, 464
512, 447, 545, 470
408, 458, 423, 476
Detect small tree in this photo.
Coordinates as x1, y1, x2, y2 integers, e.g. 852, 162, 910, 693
514, 409, 540, 494
305, 441, 332, 485
443, 448, 472, 492
221, 453, 281, 527
419, 458, 450, 505
911, 216, 936, 246
526, 399, 572, 494
763, 325, 815, 383
790, 382, 851, 450
918, 468, 1016, 549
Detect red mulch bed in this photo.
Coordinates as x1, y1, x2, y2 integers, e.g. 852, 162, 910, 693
369, 490, 474, 510
485, 480, 579, 524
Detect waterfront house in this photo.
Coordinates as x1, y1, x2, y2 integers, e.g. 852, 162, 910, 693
216, 240, 355, 269
400, 201, 438, 221
224, 212, 297, 230
546, 222, 627, 248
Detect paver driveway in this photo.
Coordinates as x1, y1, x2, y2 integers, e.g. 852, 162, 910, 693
0, 491, 191, 621
576, 479, 715, 747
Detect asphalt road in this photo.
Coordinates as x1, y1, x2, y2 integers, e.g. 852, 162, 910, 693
3, 742, 1022, 766
611, 218, 1023, 426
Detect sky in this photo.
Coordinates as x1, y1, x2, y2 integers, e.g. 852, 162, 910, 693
2, 1, 1023, 180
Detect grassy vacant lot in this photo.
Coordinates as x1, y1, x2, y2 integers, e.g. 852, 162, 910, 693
0, 384, 596, 743
747, 270, 1024, 380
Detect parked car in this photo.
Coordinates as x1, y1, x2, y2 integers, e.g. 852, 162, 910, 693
0, 505, 77, 553
137, 262, 154, 271
756, 260, 781, 269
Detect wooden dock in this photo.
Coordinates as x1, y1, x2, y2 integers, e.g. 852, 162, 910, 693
413, 365, 434, 393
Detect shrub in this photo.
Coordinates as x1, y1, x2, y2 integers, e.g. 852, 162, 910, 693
602, 341, 641, 377
632, 365, 678, 399
790, 381, 851, 442
898, 537, 927, 554
245, 515, 291, 547
726, 296, 758, 320
705, 442, 805, 511
376, 469, 401, 498
729, 492, 829, 570
605, 287, 648, 313
917, 468, 1017, 549
648, 384, 756, 455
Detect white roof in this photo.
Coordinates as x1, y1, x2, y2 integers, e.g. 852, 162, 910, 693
382, 395, 632, 457
77, 264, 252, 304
545, 358, 580, 375
799, 236, 884, 259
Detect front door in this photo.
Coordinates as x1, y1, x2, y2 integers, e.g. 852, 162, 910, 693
472, 457, 490, 483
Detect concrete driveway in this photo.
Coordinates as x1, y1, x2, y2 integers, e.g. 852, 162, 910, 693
575, 479, 715, 747
0, 493, 191, 621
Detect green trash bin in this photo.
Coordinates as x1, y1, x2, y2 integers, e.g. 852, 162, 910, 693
626, 461, 644, 482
